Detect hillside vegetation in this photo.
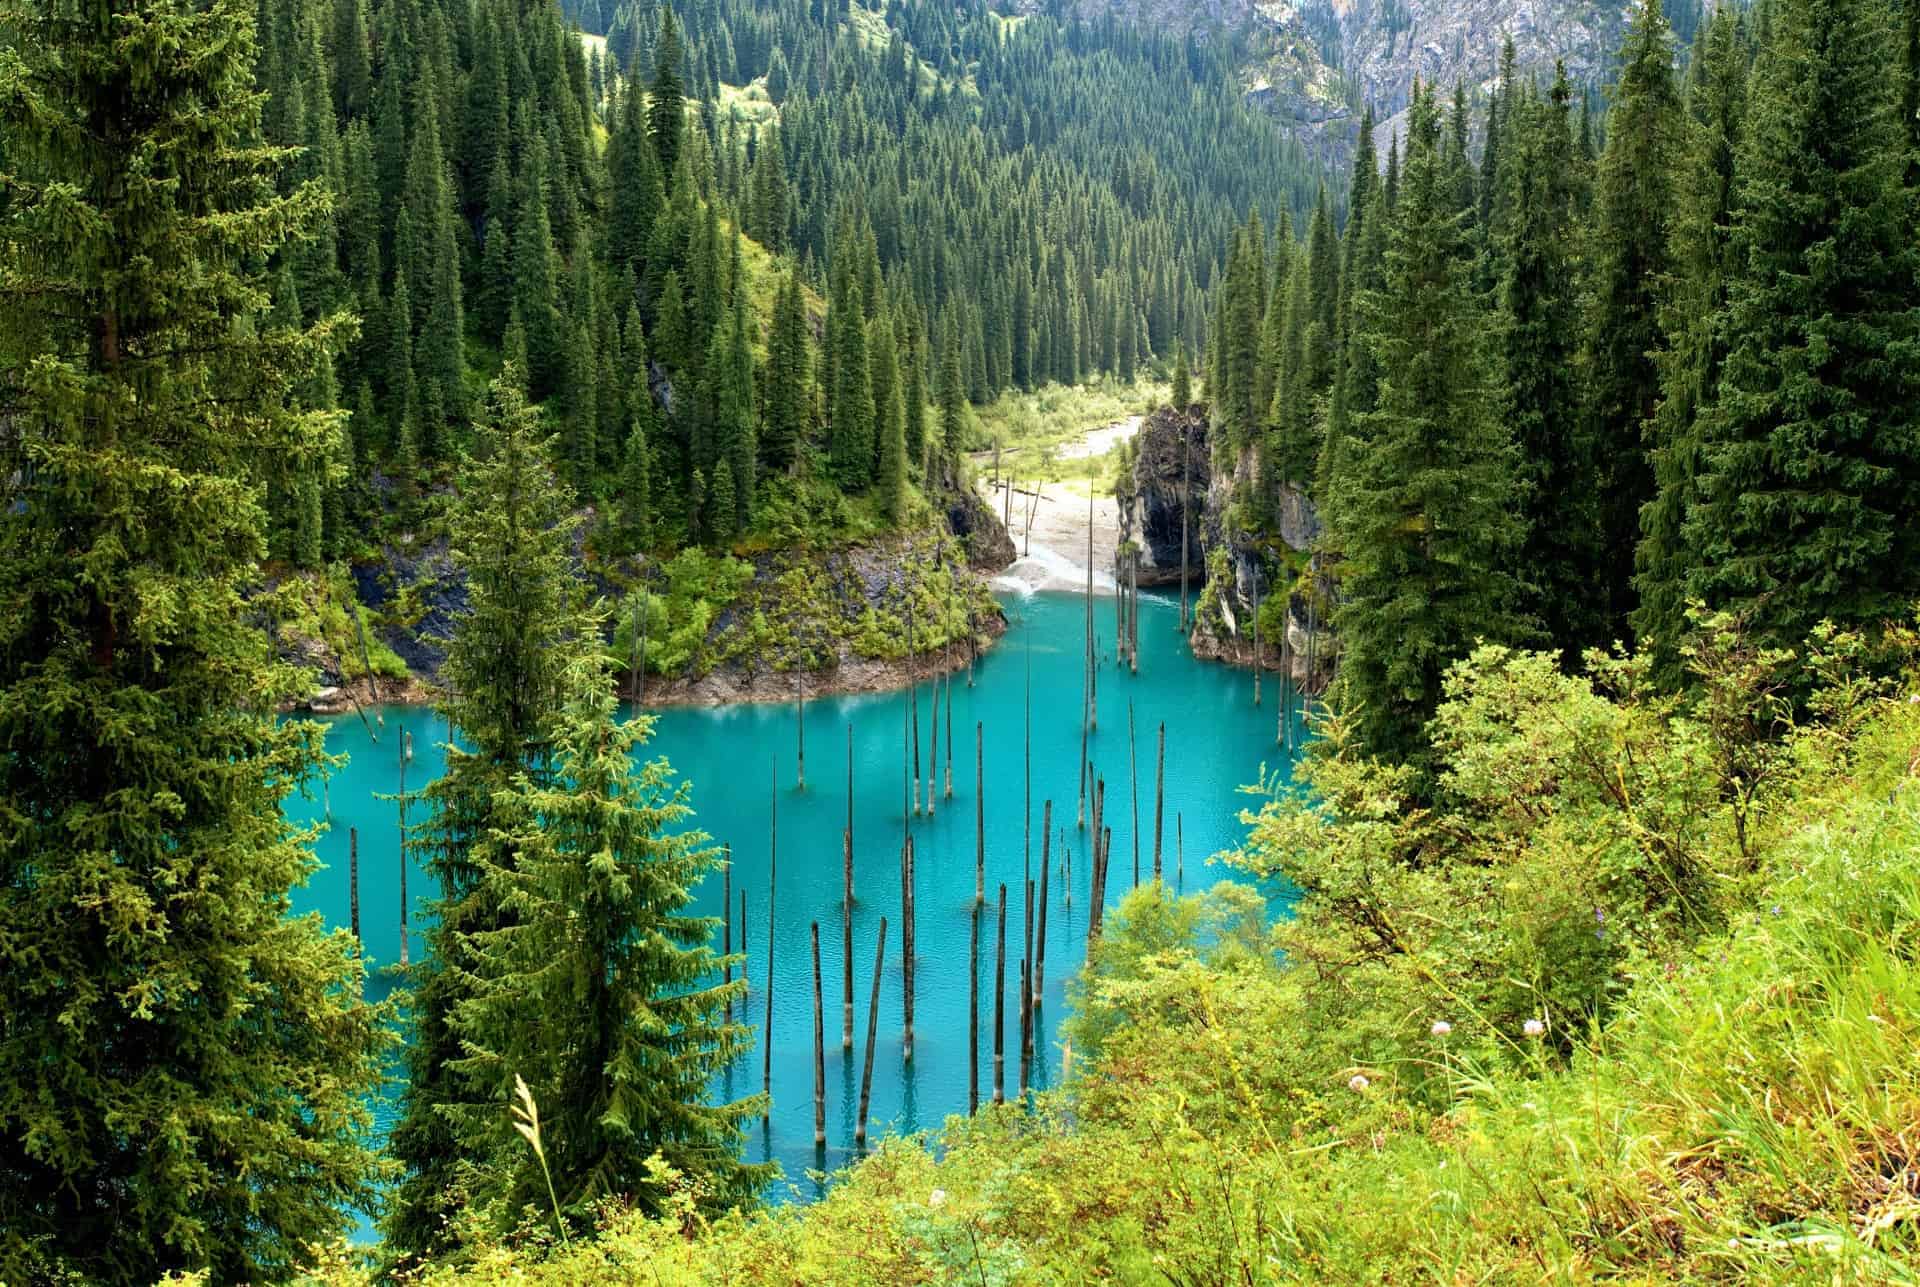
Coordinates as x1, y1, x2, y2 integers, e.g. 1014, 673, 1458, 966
254, 618, 1920, 1283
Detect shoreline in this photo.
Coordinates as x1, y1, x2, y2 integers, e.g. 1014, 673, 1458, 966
297, 614, 1011, 715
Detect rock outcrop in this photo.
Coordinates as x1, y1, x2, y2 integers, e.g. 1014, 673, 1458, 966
302, 468, 1015, 709
1128, 405, 1210, 586
935, 451, 1018, 570
1179, 427, 1336, 690
1030, 0, 1632, 171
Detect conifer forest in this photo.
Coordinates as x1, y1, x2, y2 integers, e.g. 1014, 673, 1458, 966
7, 0, 1920, 1279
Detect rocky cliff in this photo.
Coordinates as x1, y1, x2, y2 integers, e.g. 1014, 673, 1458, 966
1128, 407, 1334, 688
1128, 405, 1210, 586
1039, 0, 1632, 169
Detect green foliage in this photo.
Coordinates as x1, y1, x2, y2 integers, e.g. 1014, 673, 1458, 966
0, 0, 391, 1272
1677, 0, 1920, 653
453, 646, 770, 1230
275, 566, 410, 683
389, 370, 592, 1257
1322, 82, 1528, 773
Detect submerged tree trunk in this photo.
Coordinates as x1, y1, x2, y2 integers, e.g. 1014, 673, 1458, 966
811, 922, 825, 1148
856, 917, 887, 1148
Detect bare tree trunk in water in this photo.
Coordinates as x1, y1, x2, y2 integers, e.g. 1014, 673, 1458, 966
811, 923, 825, 1148
856, 917, 887, 1148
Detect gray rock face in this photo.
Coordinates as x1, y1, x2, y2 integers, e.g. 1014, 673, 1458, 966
1033, 0, 1628, 169
1129, 406, 1210, 584
935, 451, 1018, 570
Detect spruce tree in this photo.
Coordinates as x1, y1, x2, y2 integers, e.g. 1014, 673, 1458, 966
621, 422, 653, 552
1501, 68, 1600, 661
1326, 83, 1529, 774
939, 314, 968, 455
649, 8, 686, 187
1171, 338, 1191, 409
762, 270, 809, 472
457, 648, 768, 1227
829, 272, 874, 488
1635, 9, 1750, 671
714, 293, 758, 531
872, 317, 908, 522
1584, 0, 1683, 640
0, 0, 387, 1274
708, 457, 739, 543
1679, 0, 1920, 647
387, 369, 586, 1257
901, 306, 928, 470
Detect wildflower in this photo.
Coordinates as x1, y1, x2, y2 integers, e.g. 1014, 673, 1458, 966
929, 1189, 947, 1208
1430, 1020, 1452, 1038
1348, 1074, 1370, 1093
1770, 905, 1782, 917
1523, 1018, 1545, 1038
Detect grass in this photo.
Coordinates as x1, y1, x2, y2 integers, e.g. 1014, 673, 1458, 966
969, 373, 1170, 489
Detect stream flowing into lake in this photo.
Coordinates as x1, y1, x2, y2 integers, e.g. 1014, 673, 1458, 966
286, 588, 1305, 1211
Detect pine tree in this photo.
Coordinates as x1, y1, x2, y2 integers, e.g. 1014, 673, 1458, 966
0, 0, 387, 1273
1171, 338, 1191, 409
387, 369, 587, 1257
762, 270, 809, 471
1326, 83, 1529, 774
649, 8, 686, 187
872, 316, 907, 522
1501, 67, 1600, 661
1678, 0, 1920, 648
1584, 0, 1684, 640
457, 648, 769, 1226
1634, 9, 1750, 673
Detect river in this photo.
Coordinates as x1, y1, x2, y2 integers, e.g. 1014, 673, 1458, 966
285, 587, 1304, 1211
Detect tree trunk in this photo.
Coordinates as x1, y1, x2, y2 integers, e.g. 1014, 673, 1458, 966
856, 917, 887, 1149
811, 922, 825, 1148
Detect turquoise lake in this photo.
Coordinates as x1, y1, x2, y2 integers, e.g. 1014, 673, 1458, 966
285, 588, 1304, 1207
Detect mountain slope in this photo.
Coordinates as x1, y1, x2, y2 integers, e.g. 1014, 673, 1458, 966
1030, 0, 1646, 165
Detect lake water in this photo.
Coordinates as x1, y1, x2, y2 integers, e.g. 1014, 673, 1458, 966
285, 588, 1304, 1209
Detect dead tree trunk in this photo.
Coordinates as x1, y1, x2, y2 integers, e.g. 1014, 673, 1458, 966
811, 922, 825, 1148
855, 917, 887, 1149
348, 827, 360, 944
1034, 800, 1051, 1010
993, 882, 1007, 1105
974, 721, 985, 906
724, 851, 734, 1022
763, 762, 777, 1118
842, 830, 853, 1050
969, 901, 979, 1113
901, 836, 915, 1062
1128, 700, 1140, 889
